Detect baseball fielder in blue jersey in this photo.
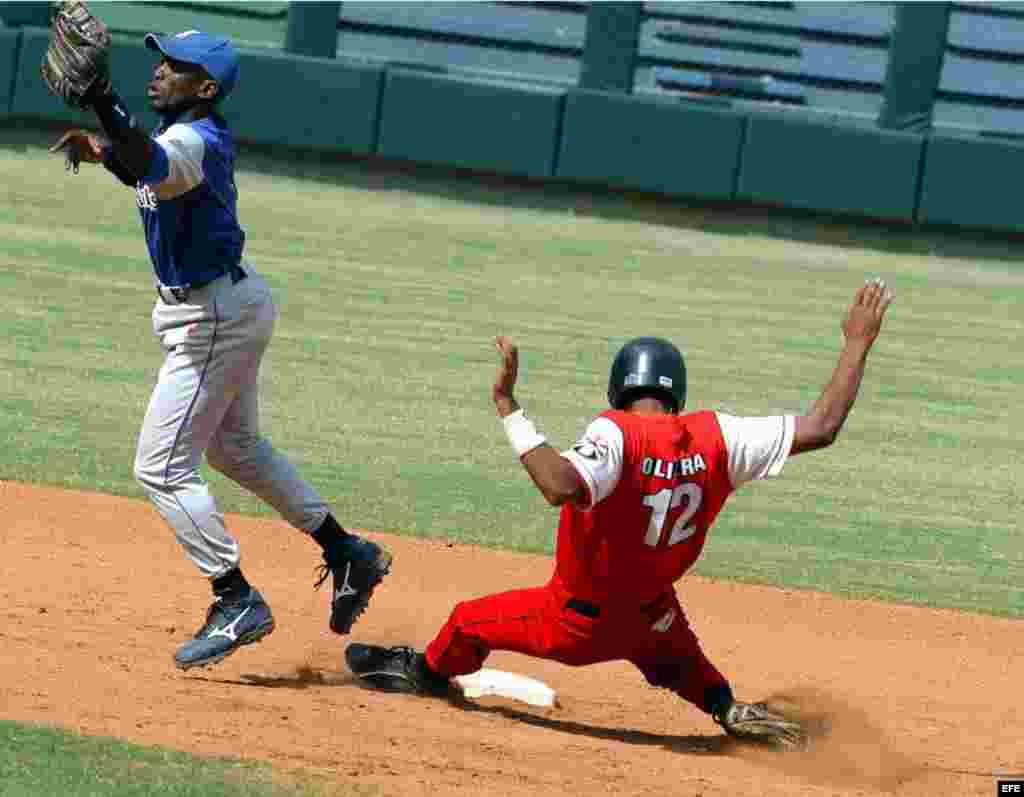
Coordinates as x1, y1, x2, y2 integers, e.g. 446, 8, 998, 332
50, 30, 391, 670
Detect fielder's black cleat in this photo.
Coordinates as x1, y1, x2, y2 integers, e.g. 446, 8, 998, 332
345, 644, 451, 697
174, 588, 275, 670
314, 535, 392, 634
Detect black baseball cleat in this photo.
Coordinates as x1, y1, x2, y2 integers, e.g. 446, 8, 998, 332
345, 644, 451, 697
174, 588, 275, 670
314, 535, 392, 634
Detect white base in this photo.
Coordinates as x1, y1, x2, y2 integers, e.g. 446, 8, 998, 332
454, 668, 557, 707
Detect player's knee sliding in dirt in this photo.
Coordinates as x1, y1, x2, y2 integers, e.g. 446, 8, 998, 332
347, 280, 894, 752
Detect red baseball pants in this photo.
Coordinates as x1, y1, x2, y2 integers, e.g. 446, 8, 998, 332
424, 578, 730, 713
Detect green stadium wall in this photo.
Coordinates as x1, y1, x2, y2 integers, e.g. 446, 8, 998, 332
12, 28, 160, 129
2, 35, 1019, 236
11, 29, 382, 154
377, 70, 563, 180
0, 28, 18, 117
557, 89, 744, 200
222, 51, 382, 154
737, 113, 924, 223
918, 134, 1024, 234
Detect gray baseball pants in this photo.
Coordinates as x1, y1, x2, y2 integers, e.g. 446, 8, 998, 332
134, 263, 328, 578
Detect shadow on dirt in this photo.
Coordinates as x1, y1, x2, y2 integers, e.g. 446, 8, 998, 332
186, 665, 357, 690
456, 700, 731, 755
457, 686, 930, 794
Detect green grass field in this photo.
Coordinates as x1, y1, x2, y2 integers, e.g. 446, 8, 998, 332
2, 128, 1022, 622
2, 126, 1022, 794
0, 721, 348, 797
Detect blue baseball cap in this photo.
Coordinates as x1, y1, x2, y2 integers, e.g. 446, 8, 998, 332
144, 30, 240, 99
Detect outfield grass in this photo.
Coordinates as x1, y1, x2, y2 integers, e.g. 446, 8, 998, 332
0, 722, 346, 796
1, 128, 1021, 617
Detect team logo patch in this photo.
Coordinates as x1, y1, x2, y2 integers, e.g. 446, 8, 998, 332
573, 436, 609, 461
135, 184, 158, 211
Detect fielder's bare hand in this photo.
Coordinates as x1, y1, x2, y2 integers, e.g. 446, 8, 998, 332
49, 129, 109, 173
843, 277, 894, 350
493, 336, 521, 417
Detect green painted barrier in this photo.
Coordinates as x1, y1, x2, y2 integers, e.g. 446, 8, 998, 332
0, 29, 19, 116
12, 28, 161, 130
877, 3, 950, 131
377, 70, 564, 179
8, 19, 1024, 241
222, 50, 382, 154
557, 89, 745, 200
579, 3, 641, 93
284, 1, 339, 59
737, 113, 924, 222
12, 28, 90, 125
97, 3, 285, 49
0, 1, 48, 28
917, 134, 1024, 233
12, 29, 382, 155
161, 1, 288, 17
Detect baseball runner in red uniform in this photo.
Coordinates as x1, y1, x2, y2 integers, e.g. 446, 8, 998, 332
346, 279, 894, 750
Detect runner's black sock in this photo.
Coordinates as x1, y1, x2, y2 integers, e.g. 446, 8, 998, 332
311, 513, 352, 553
415, 653, 451, 694
212, 567, 251, 600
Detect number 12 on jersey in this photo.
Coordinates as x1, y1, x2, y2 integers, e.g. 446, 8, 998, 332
642, 483, 703, 547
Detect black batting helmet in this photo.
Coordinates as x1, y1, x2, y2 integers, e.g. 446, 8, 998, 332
607, 337, 687, 413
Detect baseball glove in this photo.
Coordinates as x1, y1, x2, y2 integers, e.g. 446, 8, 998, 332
40, 0, 112, 109
714, 700, 808, 751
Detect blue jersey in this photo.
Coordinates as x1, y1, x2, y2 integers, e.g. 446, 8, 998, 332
137, 115, 245, 288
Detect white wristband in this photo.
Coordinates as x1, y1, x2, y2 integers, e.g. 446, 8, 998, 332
502, 409, 547, 458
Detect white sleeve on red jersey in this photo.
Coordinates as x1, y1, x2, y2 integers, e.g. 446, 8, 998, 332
561, 416, 625, 509
715, 413, 795, 487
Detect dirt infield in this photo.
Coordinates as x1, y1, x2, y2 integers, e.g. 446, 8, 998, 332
2, 481, 1020, 796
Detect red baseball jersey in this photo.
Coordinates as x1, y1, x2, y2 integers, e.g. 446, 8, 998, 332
555, 409, 794, 606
